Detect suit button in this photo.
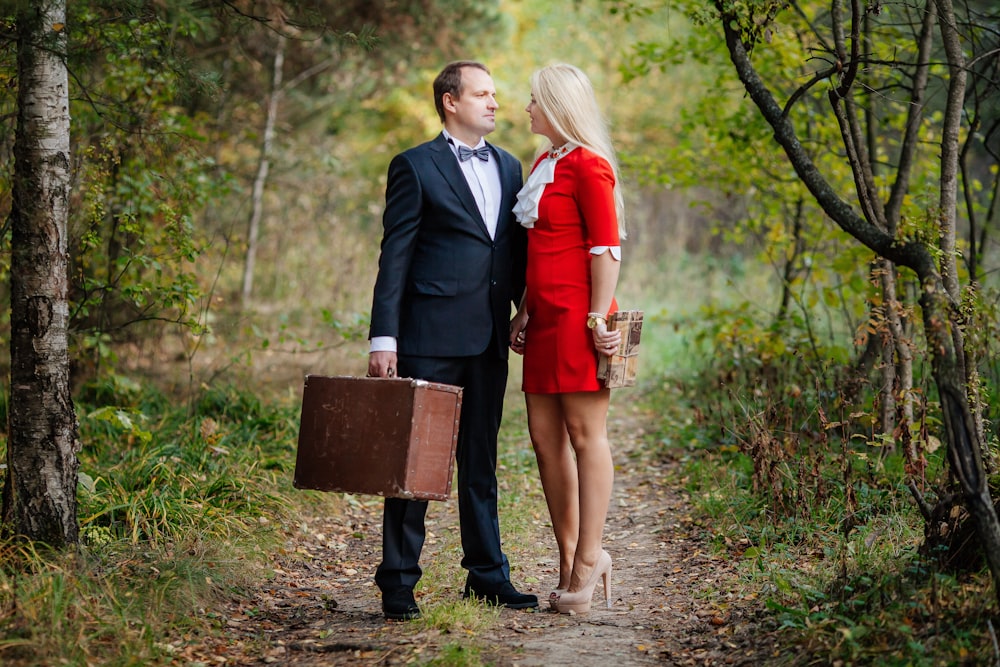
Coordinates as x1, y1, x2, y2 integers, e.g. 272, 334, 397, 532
490, 280, 497, 286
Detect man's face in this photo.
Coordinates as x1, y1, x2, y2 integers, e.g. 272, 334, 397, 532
444, 67, 498, 143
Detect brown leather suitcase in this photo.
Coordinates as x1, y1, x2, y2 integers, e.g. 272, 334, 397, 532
293, 375, 462, 501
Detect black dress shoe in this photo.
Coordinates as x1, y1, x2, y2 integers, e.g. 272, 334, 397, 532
382, 588, 421, 620
463, 581, 539, 609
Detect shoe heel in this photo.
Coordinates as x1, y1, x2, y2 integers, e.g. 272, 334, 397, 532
602, 561, 612, 609
548, 588, 566, 610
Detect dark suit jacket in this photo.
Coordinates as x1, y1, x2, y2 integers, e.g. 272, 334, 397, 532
369, 133, 527, 359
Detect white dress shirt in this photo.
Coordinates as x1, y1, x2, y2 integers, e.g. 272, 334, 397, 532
443, 129, 502, 239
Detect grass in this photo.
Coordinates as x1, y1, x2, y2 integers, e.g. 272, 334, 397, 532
0, 536, 260, 665
0, 378, 298, 666
420, 599, 502, 634
422, 642, 487, 667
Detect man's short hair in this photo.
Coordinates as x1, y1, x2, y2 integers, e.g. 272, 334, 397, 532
433, 61, 491, 123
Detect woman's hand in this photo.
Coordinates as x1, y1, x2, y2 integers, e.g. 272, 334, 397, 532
592, 320, 622, 357
509, 310, 529, 356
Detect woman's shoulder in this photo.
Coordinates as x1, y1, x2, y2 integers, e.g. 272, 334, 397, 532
564, 145, 612, 170
561, 146, 613, 181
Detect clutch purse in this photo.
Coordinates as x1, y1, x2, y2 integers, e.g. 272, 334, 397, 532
597, 310, 643, 388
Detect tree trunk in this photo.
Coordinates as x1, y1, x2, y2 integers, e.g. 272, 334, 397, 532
715, 0, 1000, 606
830, 2, 913, 447
2, 0, 80, 547
935, 0, 990, 473
860, 8, 919, 454
241, 34, 286, 308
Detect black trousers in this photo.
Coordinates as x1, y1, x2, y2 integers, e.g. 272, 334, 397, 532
374, 349, 511, 594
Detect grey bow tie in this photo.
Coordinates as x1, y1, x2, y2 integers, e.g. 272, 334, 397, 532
458, 145, 490, 162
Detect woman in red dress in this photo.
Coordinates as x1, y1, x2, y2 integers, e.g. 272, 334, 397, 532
509, 63, 625, 614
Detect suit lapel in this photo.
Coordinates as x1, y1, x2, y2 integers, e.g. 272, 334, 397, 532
489, 143, 514, 237
429, 135, 491, 238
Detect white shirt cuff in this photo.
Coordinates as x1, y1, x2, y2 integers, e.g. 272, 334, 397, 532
369, 336, 397, 353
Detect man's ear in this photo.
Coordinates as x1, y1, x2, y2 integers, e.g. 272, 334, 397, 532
442, 92, 458, 115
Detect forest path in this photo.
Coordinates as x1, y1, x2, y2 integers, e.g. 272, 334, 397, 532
207, 399, 782, 666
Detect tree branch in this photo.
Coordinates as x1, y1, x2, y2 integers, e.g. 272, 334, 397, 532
831, 0, 886, 229
831, 0, 862, 99
781, 64, 839, 119
885, 1, 936, 232
714, 1, 934, 278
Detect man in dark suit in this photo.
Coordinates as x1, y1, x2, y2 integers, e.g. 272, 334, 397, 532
367, 61, 536, 620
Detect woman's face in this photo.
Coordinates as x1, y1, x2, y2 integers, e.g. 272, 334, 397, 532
525, 96, 560, 144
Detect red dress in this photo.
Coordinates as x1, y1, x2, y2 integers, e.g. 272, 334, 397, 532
522, 146, 620, 394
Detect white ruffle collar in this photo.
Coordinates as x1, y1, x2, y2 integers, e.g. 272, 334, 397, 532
513, 143, 579, 228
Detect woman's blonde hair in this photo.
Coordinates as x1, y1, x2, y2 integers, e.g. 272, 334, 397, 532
531, 63, 625, 237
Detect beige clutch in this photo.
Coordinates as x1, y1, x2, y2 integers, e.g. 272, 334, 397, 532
597, 310, 643, 388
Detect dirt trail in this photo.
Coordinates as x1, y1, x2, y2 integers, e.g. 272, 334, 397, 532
213, 402, 783, 666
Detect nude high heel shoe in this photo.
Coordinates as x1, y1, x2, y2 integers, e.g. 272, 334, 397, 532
553, 550, 612, 614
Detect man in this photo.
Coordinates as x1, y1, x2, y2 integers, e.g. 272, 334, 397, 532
367, 61, 536, 620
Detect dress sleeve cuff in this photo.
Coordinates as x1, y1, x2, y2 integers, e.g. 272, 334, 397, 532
590, 246, 622, 261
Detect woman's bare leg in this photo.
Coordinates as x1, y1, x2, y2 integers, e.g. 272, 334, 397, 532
526, 392, 579, 590
561, 389, 613, 591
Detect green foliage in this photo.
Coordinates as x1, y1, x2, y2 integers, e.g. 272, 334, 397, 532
25, 5, 227, 378
958, 283, 1000, 426
618, 0, 1000, 346
0, 0, 513, 389
75, 382, 297, 546
3, 1, 999, 661
621, 0, 1000, 606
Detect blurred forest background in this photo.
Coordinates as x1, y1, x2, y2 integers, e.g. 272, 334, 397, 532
0, 0, 719, 393
2, 0, 1000, 664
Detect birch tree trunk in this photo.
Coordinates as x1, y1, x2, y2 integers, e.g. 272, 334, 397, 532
1, 0, 80, 546
241, 34, 286, 308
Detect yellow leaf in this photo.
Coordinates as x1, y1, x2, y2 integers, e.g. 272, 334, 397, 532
51, 23, 65, 32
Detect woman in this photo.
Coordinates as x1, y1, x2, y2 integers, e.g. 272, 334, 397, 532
509, 63, 625, 614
